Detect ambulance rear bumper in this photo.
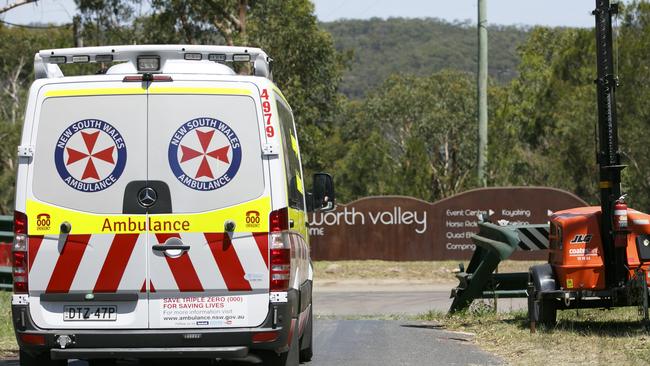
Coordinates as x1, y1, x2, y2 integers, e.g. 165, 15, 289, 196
51, 346, 248, 360
12, 292, 298, 359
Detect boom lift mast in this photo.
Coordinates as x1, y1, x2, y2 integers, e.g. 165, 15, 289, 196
593, 0, 626, 289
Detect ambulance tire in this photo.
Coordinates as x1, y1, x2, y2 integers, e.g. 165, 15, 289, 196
299, 305, 313, 362
259, 321, 300, 366
19, 350, 66, 366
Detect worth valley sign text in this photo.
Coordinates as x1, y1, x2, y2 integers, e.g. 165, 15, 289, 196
308, 187, 587, 261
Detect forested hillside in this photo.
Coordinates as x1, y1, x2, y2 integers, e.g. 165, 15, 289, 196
322, 18, 529, 98
3, 1, 650, 212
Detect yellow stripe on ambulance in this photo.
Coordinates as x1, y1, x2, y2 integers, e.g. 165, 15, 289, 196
26, 197, 271, 235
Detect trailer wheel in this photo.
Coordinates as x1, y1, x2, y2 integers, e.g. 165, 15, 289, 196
528, 285, 557, 327
528, 264, 558, 328
538, 297, 557, 326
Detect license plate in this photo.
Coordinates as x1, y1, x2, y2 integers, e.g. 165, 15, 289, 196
63, 305, 117, 321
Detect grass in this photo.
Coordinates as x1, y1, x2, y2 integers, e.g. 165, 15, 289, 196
420, 305, 650, 365
0, 292, 16, 357
313, 260, 543, 283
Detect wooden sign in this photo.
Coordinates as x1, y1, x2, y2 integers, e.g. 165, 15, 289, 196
308, 187, 587, 261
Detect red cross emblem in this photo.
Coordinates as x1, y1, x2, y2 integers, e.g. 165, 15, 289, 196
179, 129, 230, 179
65, 131, 116, 181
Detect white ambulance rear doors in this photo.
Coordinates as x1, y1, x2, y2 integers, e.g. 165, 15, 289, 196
146, 81, 271, 329
26, 81, 148, 329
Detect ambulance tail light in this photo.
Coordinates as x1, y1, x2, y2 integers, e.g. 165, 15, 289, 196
13, 211, 28, 294
270, 242, 290, 291
269, 208, 291, 291
19, 333, 45, 346
269, 208, 289, 233
252, 330, 279, 343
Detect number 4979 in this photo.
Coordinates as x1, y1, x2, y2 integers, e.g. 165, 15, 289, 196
260, 89, 274, 137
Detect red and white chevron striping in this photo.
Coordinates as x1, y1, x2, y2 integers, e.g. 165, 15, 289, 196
27, 232, 269, 294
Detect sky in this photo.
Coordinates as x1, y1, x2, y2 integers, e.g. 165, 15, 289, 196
313, 0, 602, 27
0, 0, 628, 28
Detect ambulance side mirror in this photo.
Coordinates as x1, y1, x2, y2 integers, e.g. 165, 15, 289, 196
312, 173, 335, 212
306, 192, 314, 212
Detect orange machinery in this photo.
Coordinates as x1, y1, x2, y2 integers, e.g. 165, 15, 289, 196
549, 207, 650, 292
528, 0, 650, 327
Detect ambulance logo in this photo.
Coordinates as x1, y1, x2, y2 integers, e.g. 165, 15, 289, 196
168, 117, 242, 191
54, 119, 127, 192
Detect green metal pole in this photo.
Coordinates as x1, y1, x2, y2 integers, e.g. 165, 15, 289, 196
477, 0, 488, 186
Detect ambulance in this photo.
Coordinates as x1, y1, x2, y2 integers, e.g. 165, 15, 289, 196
11, 45, 334, 366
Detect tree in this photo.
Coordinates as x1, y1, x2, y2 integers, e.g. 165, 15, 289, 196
489, 26, 599, 203
0, 26, 73, 213
616, 1, 650, 210
81, 0, 345, 176
74, 0, 140, 45
399, 136, 432, 198
335, 71, 478, 202
248, 0, 345, 175
322, 18, 529, 98
334, 131, 396, 200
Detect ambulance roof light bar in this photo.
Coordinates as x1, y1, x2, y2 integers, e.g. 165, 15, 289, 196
33, 44, 273, 80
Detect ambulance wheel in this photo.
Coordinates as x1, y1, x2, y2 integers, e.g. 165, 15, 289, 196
259, 321, 300, 366
19, 350, 66, 366
299, 305, 313, 362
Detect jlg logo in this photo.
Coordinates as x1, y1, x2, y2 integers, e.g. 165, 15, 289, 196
36, 213, 51, 231
570, 234, 593, 244
245, 210, 261, 228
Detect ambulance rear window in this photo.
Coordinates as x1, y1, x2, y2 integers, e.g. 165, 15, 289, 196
31, 90, 265, 215
148, 93, 265, 213
31, 94, 147, 214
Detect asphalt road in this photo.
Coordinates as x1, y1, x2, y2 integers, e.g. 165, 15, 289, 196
0, 283, 509, 365
309, 319, 501, 366
0, 320, 501, 366
313, 282, 527, 316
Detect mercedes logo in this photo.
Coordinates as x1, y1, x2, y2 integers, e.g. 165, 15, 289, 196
138, 187, 158, 208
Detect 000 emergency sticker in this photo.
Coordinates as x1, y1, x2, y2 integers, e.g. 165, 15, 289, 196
168, 117, 242, 191
158, 295, 248, 328
54, 119, 127, 192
